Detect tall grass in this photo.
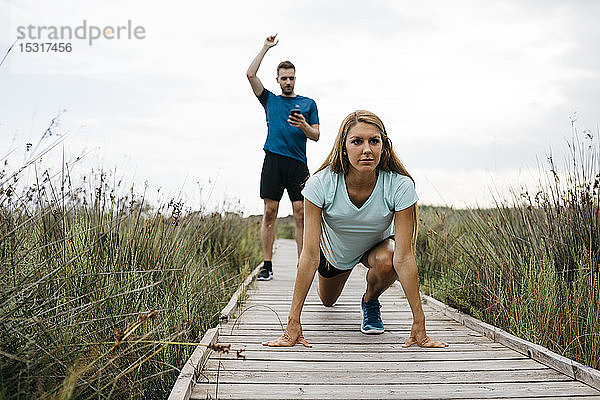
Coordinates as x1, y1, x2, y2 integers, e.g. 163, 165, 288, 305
417, 125, 600, 369
0, 151, 261, 398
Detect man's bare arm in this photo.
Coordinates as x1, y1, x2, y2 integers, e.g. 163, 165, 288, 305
304, 124, 320, 141
288, 112, 320, 141
246, 34, 278, 97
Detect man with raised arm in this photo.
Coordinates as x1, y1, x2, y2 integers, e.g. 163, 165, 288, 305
247, 34, 320, 281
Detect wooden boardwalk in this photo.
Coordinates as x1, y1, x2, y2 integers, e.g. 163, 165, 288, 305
191, 239, 600, 399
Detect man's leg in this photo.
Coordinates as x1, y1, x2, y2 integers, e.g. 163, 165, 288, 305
259, 151, 284, 281
291, 200, 304, 258
286, 157, 309, 260
261, 198, 279, 261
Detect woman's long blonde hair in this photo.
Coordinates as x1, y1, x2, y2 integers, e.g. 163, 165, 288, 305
317, 110, 419, 253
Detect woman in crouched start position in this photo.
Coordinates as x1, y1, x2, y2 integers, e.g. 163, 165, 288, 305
263, 110, 447, 348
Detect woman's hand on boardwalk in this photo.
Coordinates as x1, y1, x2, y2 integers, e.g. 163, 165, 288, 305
402, 323, 448, 348
262, 321, 312, 347
402, 335, 448, 348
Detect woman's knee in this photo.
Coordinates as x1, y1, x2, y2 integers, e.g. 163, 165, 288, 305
318, 288, 338, 307
318, 274, 347, 307
368, 252, 396, 284
373, 251, 394, 272
319, 295, 337, 307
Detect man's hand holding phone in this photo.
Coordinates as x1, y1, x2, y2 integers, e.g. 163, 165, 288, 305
288, 109, 308, 131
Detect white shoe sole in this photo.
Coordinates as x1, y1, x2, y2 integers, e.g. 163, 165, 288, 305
360, 326, 385, 334
360, 305, 384, 334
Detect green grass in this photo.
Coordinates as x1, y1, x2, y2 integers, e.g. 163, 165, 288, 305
416, 127, 599, 369
0, 163, 262, 398
275, 215, 295, 240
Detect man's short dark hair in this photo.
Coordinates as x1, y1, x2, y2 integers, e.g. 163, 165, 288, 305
277, 60, 295, 75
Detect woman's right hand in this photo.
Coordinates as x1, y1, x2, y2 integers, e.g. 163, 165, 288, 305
262, 319, 312, 347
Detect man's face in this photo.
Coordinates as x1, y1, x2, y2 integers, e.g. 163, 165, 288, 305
277, 68, 295, 95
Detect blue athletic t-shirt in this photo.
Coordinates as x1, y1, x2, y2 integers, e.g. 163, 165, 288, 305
302, 167, 418, 270
257, 89, 319, 164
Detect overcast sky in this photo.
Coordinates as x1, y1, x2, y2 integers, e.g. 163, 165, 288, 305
1, 0, 599, 216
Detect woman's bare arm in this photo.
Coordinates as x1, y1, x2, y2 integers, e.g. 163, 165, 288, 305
262, 199, 322, 347
393, 205, 448, 348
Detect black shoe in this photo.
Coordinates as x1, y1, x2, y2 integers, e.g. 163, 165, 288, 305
257, 268, 273, 281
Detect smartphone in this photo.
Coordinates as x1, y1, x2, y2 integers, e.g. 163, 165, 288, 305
290, 108, 301, 116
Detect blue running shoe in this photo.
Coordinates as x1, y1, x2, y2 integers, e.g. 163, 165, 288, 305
361, 296, 384, 334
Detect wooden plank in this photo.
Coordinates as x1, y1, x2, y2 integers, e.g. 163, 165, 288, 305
239, 302, 419, 308
191, 382, 599, 399
218, 336, 499, 345
217, 335, 486, 346
229, 308, 440, 315
245, 287, 401, 293
213, 349, 525, 362
478, 398, 600, 400
202, 359, 549, 372
221, 320, 464, 328
198, 368, 570, 384
243, 293, 401, 298
226, 314, 466, 324
233, 304, 427, 312
227, 317, 457, 326
224, 321, 461, 331
215, 342, 507, 352
217, 329, 484, 337
230, 308, 451, 316
241, 301, 383, 306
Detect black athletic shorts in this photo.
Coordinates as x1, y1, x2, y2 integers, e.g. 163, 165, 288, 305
318, 236, 395, 278
260, 151, 310, 202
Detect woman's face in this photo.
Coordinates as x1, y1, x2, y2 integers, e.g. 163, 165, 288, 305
344, 122, 383, 175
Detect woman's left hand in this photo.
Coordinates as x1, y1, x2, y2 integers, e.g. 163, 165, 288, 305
402, 335, 448, 348
262, 320, 312, 347
402, 323, 448, 348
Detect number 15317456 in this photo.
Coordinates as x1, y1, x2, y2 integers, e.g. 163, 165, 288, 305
19, 42, 72, 52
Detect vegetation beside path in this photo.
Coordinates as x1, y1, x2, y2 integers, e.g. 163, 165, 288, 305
416, 128, 599, 370
0, 163, 261, 399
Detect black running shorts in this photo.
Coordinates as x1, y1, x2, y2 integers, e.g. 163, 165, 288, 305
260, 151, 310, 202
318, 236, 395, 278
318, 250, 350, 278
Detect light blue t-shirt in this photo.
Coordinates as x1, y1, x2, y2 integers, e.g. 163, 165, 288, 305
257, 89, 319, 164
301, 167, 418, 270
